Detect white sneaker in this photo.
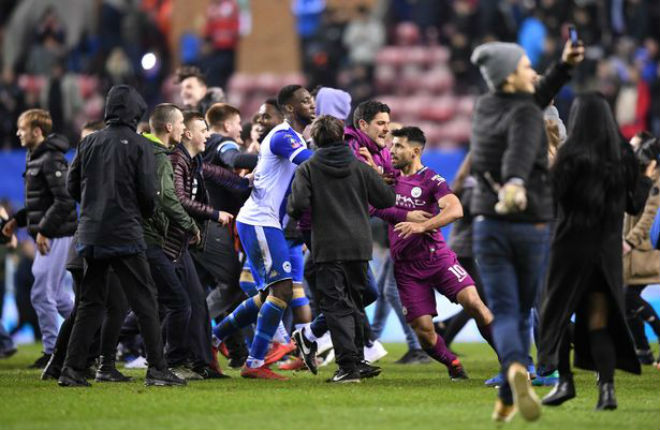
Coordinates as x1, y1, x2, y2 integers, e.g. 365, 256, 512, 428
316, 332, 333, 355
364, 340, 388, 364
125, 356, 148, 369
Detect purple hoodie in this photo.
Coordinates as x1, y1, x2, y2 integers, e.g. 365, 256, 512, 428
345, 126, 396, 176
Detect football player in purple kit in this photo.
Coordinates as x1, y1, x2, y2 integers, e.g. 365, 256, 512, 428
373, 126, 497, 380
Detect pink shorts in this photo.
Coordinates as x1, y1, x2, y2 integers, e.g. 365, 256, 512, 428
394, 252, 474, 323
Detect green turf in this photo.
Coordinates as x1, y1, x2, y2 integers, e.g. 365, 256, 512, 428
0, 343, 658, 429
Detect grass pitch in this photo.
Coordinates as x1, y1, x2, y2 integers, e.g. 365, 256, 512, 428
0, 343, 658, 429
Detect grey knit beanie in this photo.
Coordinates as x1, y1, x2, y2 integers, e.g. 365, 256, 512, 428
471, 42, 526, 91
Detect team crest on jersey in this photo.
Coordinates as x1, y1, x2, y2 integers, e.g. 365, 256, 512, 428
283, 262, 292, 273
431, 174, 446, 184
411, 187, 422, 198
287, 135, 301, 148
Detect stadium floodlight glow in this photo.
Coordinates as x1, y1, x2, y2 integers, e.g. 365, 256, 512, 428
141, 52, 157, 71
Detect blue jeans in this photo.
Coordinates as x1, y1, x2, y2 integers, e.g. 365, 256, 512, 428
371, 255, 421, 350
473, 217, 550, 402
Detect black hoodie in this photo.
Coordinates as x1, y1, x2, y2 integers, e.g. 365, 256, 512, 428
67, 85, 158, 255
287, 143, 395, 263
14, 133, 77, 239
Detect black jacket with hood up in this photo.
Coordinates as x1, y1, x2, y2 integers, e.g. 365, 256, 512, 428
67, 85, 157, 256
287, 143, 395, 263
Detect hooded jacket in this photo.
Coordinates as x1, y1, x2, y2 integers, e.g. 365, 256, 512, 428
67, 85, 157, 255
287, 143, 395, 263
345, 126, 396, 177
15, 133, 77, 239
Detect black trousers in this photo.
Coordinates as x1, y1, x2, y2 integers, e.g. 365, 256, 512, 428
316, 261, 368, 371
64, 252, 166, 371
146, 245, 191, 367
51, 268, 128, 368
175, 250, 213, 367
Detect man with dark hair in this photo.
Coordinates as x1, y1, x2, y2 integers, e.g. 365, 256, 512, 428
60, 85, 183, 387
347, 100, 395, 177
2, 109, 77, 369
372, 126, 496, 380
211, 84, 315, 380
141, 103, 203, 381
256, 98, 284, 141
288, 115, 395, 383
177, 66, 209, 111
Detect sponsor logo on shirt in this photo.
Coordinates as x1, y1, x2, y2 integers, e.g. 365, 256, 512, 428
396, 194, 426, 208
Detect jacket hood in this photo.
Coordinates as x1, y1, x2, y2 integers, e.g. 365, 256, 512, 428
344, 125, 381, 155
104, 85, 147, 130
315, 87, 352, 121
310, 144, 355, 178
31, 133, 70, 158
142, 133, 169, 154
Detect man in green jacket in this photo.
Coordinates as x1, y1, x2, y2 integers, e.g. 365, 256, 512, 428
142, 103, 202, 380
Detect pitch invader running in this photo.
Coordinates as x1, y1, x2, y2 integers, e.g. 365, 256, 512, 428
211, 85, 315, 380
373, 126, 498, 380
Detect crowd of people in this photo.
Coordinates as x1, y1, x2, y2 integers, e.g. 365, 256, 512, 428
0, 0, 659, 425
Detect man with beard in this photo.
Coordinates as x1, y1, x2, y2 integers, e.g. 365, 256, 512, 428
373, 127, 496, 379
211, 85, 316, 380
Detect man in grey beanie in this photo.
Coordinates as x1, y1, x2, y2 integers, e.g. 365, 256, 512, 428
467, 38, 584, 422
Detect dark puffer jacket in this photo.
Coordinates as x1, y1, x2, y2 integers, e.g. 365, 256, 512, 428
14, 133, 77, 239
68, 85, 158, 255
164, 144, 249, 261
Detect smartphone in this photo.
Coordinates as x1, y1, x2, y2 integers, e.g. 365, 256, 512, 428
568, 25, 578, 46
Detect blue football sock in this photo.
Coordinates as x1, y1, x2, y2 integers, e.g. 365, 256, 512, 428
248, 297, 287, 366
213, 296, 261, 341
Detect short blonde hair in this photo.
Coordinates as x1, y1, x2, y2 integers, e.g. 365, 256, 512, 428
18, 109, 52, 135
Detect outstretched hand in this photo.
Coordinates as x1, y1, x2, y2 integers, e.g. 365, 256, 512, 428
561, 40, 585, 67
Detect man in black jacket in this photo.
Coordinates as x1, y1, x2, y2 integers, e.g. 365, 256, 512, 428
195, 102, 258, 367
60, 85, 183, 387
288, 115, 395, 383
2, 109, 77, 369
469, 40, 584, 421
